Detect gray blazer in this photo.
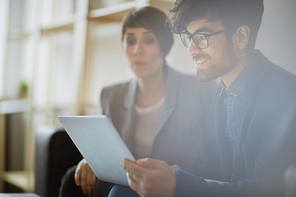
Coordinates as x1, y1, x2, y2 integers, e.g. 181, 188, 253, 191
100, 66, 219, 176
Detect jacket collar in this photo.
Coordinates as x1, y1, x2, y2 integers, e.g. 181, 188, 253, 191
123, 65, 178, 110
156, 65, 178, 134
123, 77, 137, 110
121, 65, 179, 152
218, 50, 269, 97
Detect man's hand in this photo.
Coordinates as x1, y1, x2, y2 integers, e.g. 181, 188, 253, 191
121, 158, 178, 197
75, 159, 97, 197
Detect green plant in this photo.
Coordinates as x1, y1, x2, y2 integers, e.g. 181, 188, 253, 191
19, 81, 28, 99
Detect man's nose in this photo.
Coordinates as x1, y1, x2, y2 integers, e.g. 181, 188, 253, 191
187, 39, 202, 57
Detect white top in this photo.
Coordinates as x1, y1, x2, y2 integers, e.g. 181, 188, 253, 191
133, 97, 165, 159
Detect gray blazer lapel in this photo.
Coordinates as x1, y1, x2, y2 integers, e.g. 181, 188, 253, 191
121, 78, 137, 152
156, 66, 178, 136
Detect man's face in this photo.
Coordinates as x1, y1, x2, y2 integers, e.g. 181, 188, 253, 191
186, 19, 239, 82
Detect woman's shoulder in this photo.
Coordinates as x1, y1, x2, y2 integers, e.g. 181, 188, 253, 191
100, 78, 135, 101
102, 79, 132, 91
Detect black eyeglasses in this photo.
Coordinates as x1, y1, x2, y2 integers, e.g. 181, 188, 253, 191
180, 29, 227, 49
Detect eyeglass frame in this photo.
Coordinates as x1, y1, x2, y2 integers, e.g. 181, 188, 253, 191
179, 29, 227, 49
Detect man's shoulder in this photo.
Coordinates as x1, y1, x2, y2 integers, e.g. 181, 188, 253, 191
253, 62, 296, 112
262, 62, 296, 94
250, 50, 296, 92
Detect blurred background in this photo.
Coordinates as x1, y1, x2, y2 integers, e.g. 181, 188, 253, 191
0, 0, 295, 194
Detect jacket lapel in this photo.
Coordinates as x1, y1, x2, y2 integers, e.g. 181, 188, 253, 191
121, 67, 178, 151
155, 66, 178, 137
121, 78, 137, 152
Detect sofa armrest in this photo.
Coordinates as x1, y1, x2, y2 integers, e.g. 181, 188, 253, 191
35, 126, 82, 197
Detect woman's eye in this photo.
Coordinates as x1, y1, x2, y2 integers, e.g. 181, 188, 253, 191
144, 38, 155, 45
126, 38, 136, 45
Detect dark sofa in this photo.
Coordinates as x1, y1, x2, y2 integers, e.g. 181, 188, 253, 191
35, 126, 82, 197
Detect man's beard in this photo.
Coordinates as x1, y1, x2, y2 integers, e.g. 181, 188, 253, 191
196, 64, 229, 82
194, 46, 238, 82
196, 67, 216, 82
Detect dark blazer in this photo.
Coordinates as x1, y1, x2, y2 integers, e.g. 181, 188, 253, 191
100, 66, 219, 175
173, 51, 296, 196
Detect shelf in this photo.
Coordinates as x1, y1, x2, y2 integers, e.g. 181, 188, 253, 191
151, 0, 175, 3
40, 14, 87, 35
8, 14, 89, 39
1, 171, 34, 192
8, 29, 35, 40
149, 0, 175, 12
88, 1, 138, 21
0, 99, 30, 114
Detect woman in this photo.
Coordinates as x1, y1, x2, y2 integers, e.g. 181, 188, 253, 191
59, 6, 218, 197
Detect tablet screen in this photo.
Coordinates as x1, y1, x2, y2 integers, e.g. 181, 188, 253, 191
58, 115, 135, 186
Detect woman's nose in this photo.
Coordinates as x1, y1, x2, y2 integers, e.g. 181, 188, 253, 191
133, 42, 144, 55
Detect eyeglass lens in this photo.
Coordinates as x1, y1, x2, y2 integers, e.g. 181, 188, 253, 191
180, 33, 208, 49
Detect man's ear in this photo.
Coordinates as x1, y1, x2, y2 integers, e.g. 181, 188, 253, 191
235, 25, 250, 50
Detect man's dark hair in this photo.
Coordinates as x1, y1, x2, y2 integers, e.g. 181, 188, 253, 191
167, 0, 264, 49
122, 6, 174, 55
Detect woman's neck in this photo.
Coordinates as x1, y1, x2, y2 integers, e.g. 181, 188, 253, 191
136, 67, 166, 108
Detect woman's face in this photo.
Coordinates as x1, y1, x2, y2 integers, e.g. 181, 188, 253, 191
123, 27, 165, 79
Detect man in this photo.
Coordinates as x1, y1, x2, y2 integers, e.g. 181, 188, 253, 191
110, 0, 296, 196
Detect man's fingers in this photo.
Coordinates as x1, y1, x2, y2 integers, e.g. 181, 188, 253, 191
126, 170, 142, 184
122, 158, 176, 197
121, 158, 144, 178
170, 164, 180, 170
126, 173, 143, 194
122, 162, 146, 196
136, 158, 168, 169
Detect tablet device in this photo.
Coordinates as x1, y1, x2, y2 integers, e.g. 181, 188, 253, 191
58, 115, 135, 186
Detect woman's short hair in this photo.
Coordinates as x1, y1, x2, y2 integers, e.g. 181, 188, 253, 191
122, 6, 174, 56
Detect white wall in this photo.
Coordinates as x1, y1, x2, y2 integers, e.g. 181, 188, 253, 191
86, 0, 296, 108
256, 0, 296, 75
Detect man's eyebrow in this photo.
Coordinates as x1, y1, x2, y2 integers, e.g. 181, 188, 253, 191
192, 28, 212, 34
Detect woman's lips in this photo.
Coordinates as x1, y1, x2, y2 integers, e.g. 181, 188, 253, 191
133, 62, 145, 67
